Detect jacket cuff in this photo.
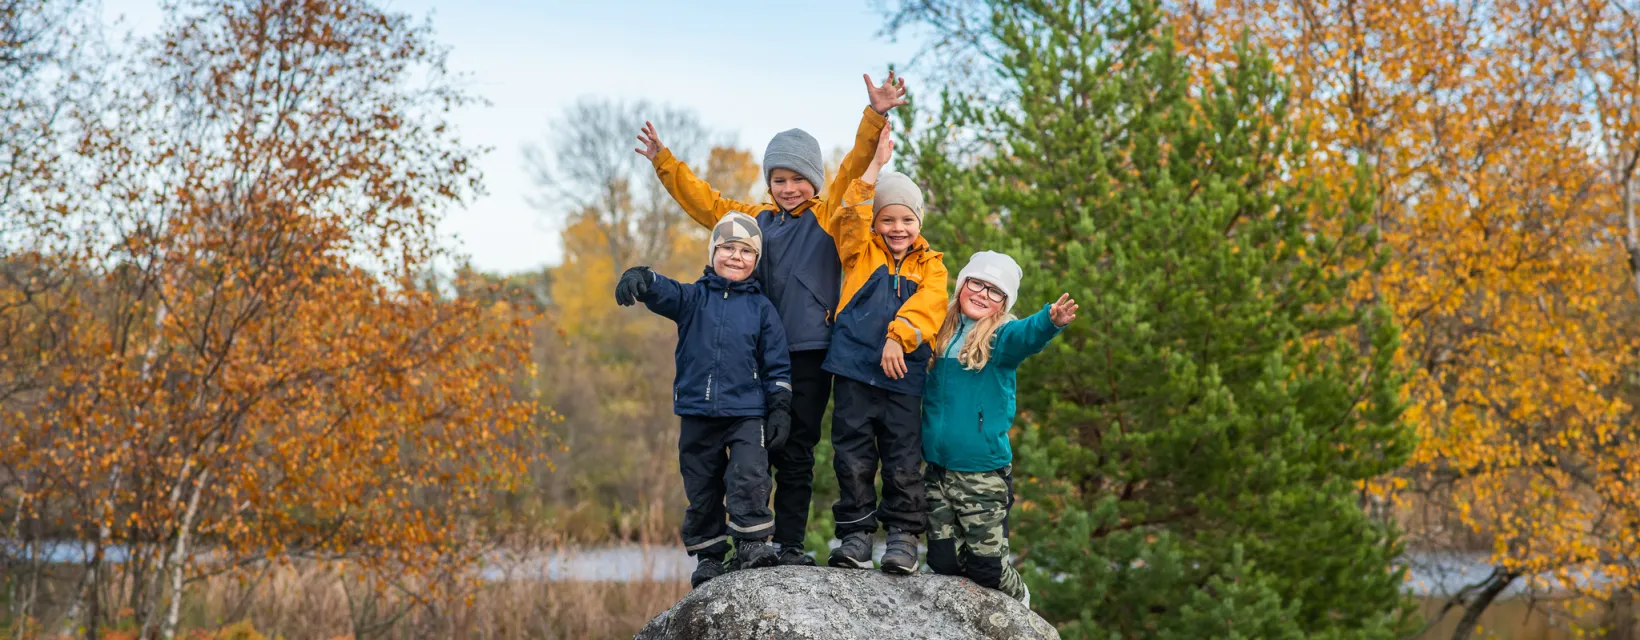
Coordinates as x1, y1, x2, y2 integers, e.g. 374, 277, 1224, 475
861, 105, 888, 130
1033, 303, 1065, 334
652, 147, 677, 170
844, 179, 875, 209
888, 317, 924, 351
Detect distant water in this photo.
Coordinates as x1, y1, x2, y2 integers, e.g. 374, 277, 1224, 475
5, 538, 1607, 595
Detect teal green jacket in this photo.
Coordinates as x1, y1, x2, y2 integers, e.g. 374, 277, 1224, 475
922, 303, 1064, 473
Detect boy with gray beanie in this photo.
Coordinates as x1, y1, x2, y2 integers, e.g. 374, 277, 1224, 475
633, 71, 909, 566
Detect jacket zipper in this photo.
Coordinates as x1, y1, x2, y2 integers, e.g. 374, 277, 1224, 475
978, 410, 984, 433
892, 247, 923, 299
709, 287, 729, 406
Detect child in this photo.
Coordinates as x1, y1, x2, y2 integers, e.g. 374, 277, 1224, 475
823, 122, 947, 574
632, 72, 908, 566
921, 250, 1080, 605
613, 213, 793, 588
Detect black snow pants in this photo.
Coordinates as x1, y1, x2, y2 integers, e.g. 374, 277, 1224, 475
678, 415, 774, 558
830, 376, 927, 537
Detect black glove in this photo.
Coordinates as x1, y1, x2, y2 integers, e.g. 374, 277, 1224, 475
765, 388, 792, 451
614, 266, 653, 306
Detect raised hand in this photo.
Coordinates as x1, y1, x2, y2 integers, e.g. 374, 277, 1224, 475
1049, 293, 1080, 327
633, 121, 666, 161
865, 71, 909, 115
871, 120, 895, 168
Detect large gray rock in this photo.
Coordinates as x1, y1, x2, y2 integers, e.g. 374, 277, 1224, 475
634, 566, 1060, 640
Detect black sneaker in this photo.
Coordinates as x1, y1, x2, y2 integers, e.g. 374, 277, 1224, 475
881, 531, 920, 575
828, 532, 874, 569
691, 556, 725, 588
736, 541, 779, 570
777, 546, 817, 567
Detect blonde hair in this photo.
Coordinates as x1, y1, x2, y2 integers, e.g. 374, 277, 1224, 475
931, 297, 1014, 371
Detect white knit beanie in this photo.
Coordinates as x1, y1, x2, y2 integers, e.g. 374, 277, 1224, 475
955, 250, 1023, 313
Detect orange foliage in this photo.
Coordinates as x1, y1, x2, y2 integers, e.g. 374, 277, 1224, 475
1179, 0, 1640, 594
1, 0, 540, 635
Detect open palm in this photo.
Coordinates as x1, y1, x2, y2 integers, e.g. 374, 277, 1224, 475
865, 71, 908, 115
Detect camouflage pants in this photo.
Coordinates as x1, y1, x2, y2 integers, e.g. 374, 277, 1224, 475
924, 464, 1027, 602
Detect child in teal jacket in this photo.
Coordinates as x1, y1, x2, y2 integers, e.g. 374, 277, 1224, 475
921, 251, 1080, 605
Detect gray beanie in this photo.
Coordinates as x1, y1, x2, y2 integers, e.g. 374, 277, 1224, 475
873, 171, 925, 222
763, 128, 825, 194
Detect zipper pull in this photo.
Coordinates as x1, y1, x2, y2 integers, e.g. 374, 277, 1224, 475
723, 290, 729, 299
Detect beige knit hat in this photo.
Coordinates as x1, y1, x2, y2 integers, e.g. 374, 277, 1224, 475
872, 171, 925, 222
709, 212, 763, 266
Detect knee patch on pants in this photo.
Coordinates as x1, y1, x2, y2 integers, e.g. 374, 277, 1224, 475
927, 538, 962, 576
963, 550, 1005, 590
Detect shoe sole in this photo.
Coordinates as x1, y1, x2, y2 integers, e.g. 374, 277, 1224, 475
828, 555, 874, 570
743, 554, 779, 569
880, 559, 919, 575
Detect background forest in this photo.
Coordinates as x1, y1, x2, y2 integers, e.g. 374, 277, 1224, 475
4, 0, 1640, 638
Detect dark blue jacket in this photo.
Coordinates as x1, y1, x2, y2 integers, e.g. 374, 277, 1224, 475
640, 268, 793, 417
750, 208, 841, 352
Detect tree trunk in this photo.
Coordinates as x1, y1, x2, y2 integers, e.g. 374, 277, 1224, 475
139, 458, 196, 639
160, 468, 209, 640
1450, 569, 1517, 640
1606, 589, 1639, 640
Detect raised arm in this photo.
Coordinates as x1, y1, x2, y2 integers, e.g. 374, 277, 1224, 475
992, 295, 1078, 369
811, 72, 904, 229
637, 121, 759, 229
827, 179, 878, 267
825, 122, 896, 264
636, 270, 697, 322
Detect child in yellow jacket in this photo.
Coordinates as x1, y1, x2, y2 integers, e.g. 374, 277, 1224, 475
822, 122, 948, 574
633, 73, 909, 566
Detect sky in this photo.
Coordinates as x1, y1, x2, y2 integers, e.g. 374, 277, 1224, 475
99, 0, 927, 275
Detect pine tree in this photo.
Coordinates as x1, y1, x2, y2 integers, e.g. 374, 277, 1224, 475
905, 1, 1417, 637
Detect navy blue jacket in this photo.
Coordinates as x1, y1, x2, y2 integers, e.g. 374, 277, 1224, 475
750, 208, 841, 352
640, 268, 793, 417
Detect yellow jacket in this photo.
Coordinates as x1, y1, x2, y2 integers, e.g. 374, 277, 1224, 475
649, 107, 888, 352
820, 178, 949, 396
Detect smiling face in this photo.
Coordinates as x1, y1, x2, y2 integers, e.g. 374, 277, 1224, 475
767, 168, 816, 212
958, 278, 1008, 320
873, 204, 921, 258
712, 241, 758, 282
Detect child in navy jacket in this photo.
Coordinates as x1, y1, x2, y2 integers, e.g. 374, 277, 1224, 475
614, 213, 793, 588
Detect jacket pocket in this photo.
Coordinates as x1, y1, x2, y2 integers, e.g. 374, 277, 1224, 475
793, 270, 836, 327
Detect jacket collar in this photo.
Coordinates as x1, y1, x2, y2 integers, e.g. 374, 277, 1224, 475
697, 267, 762, 294
872, 233, 934, 262
768, 197, 820, 217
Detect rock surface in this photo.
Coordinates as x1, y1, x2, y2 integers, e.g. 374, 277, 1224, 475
634, 566, 1060, 640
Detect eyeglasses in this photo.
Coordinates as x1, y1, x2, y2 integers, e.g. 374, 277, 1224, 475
714, 243, 757, 260
964, 279, 1007, 303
